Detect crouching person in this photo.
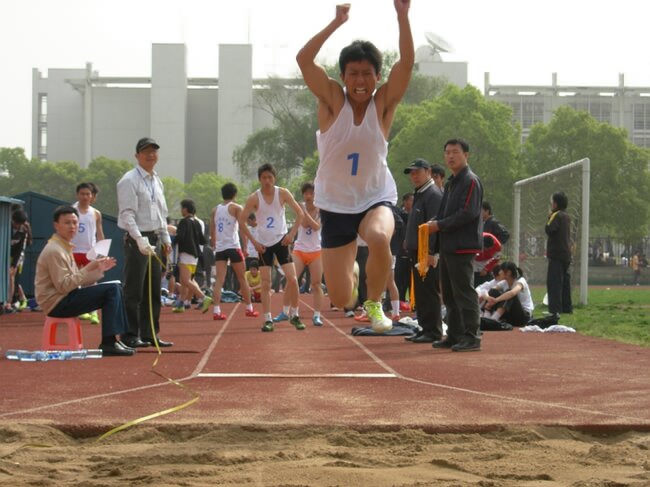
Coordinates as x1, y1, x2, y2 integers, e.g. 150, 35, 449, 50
482, 261, 534, 327
35, 205, 134, 356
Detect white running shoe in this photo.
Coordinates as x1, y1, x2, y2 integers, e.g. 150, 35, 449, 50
363, 300, 393, 333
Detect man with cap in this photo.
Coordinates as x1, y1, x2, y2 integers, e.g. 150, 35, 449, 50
403, 159, 444, 343
117, 137, 173, 348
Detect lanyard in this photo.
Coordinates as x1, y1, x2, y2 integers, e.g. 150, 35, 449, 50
137, 167, 156, 202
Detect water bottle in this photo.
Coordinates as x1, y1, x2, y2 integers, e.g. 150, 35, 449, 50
5, 349, 103, 361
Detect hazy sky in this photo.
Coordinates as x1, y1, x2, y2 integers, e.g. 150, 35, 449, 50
2, 0, 649, 157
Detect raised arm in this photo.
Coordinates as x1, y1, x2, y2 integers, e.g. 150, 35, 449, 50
376, 0, 414, 117
296, 4, 349, 109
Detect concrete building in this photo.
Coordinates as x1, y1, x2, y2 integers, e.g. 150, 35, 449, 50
485, 72, 650, 147
32, 42, 466, 182
32, 44, 273, 182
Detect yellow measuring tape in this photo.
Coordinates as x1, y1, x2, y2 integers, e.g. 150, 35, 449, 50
96, 252, 200, 442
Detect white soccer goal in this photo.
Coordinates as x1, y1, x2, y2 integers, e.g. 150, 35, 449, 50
511, 158, 590, 306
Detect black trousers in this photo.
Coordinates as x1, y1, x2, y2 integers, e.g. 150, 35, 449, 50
440, 253, 480, 343
488, 289, 531, 327
409, 256, 442, 339
546, 259, 572, 314
122, 233, 162, 340
394, 255, 410, 302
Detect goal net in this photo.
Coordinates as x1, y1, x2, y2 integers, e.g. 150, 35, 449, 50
511, 158, 590, 306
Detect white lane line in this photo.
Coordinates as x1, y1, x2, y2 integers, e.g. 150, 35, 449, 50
197, 373, 396, 378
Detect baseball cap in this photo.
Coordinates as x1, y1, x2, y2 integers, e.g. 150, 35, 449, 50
403, 158, 431, 174
136, 137, 160, 153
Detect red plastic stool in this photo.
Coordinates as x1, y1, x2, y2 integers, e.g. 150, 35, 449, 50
41, 316, 84, 351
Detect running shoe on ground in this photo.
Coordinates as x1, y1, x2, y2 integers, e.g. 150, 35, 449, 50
364, 300, 393, 333
201, 296, 214, 314
312, 316, 323, 326
273, 311, 290, 322
245, 309, 260, 317
261, 321, 274, 332
290, 316, 306, 330
213, 312, 227, 320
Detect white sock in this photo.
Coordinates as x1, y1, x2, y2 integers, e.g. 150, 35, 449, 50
184, 300, 191, 306
313, 311, 321, 319
490, 311, 501, 321
214, 305, 221, 314
391, 300, 400, 316
246, 303, 253, 312
291, 307, 299, 317
283, 305, 290, 315
265, 312, 272, 322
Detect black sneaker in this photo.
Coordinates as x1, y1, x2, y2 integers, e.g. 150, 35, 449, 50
451, 338, 481, 352
432, 338, 455, 349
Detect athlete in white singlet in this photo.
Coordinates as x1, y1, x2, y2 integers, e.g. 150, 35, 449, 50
279, 182, 324, 326
71, 182, 105, 324
296, 0, 414, 333
239, 164, 305, 332
209, 183, 259, 320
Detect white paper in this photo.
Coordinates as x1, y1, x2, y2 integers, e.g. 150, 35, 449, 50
86, 239, 112, 260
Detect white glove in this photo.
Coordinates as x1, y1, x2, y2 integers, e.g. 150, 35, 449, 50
136, 236, 156, 256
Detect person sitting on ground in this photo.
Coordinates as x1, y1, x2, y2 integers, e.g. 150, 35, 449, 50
245, 259, 262, 303
35, 205, 134, 356
475, 263, 504, 314
482, 261, 534, 327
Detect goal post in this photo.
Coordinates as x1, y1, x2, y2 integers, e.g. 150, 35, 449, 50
512, 158, 590, 305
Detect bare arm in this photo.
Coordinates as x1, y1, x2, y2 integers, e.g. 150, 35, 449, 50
376, 0, 414, 126
238, 194, 262, 251
95, 209, 105, 241
280, 189, 304, 245
296, 4, 349, 113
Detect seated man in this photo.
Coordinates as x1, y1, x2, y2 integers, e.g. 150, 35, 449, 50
35, 205, 134, 356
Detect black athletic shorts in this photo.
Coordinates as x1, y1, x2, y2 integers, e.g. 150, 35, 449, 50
320, 201, 393, 249
258, 240, 292, 267
214, 248, 244, 263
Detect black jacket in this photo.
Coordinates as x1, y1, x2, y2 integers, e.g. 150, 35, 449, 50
483, 215, 510, 245
545, 210, 571, 262
405, 179, 442, 255
176, 216, 206, 258
435, 165, 483, 254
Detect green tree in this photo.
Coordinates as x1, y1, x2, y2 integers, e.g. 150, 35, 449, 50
162, 176, 187, 221
184, 172, 235, 220
522, 106, 650, 239
389, 84, 521, 223
85, 157, 134, 217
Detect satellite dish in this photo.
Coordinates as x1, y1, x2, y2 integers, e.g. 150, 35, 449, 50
424, 32, 454, 59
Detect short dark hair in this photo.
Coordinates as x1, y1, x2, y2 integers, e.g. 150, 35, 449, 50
248, 259, 259, 269
221, 182, 238, 200
430, 163, 446, 178
339, 40, 382, 76
444, 138, 470, 153
89, 182, 99, 195
12, 209, 27, 225
492, 263, 502, 276
180, 199, 196, 215
76, 182, 94, 194
53, 205, 79, 222
482, 201, 493, 214
257, 163, 277, 180
301, 182, 315, 194
552, 191, 568, 210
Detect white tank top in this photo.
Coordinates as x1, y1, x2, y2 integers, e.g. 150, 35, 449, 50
255, 187, 288, 246
315, 95, 397, 213
294, 206, 321, 253
214, 202, 240, 252
71, 203, 97, 253
514, 277, 535, 314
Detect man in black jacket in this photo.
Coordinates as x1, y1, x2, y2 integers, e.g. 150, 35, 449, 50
545, 191, 573, 316
481, 201, 509, 246
428, 139, 483, 352
403, 159, 444, 343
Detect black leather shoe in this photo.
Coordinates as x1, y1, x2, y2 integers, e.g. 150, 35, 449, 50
432, 338, 455, 349
451, 338, 481, 352
99, 341, 135, 356
404, 332, 423, 342
411, 333, 437, 343
116, 340, 135, 351
143, 336, 174, 347
121, 337, 150, 348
